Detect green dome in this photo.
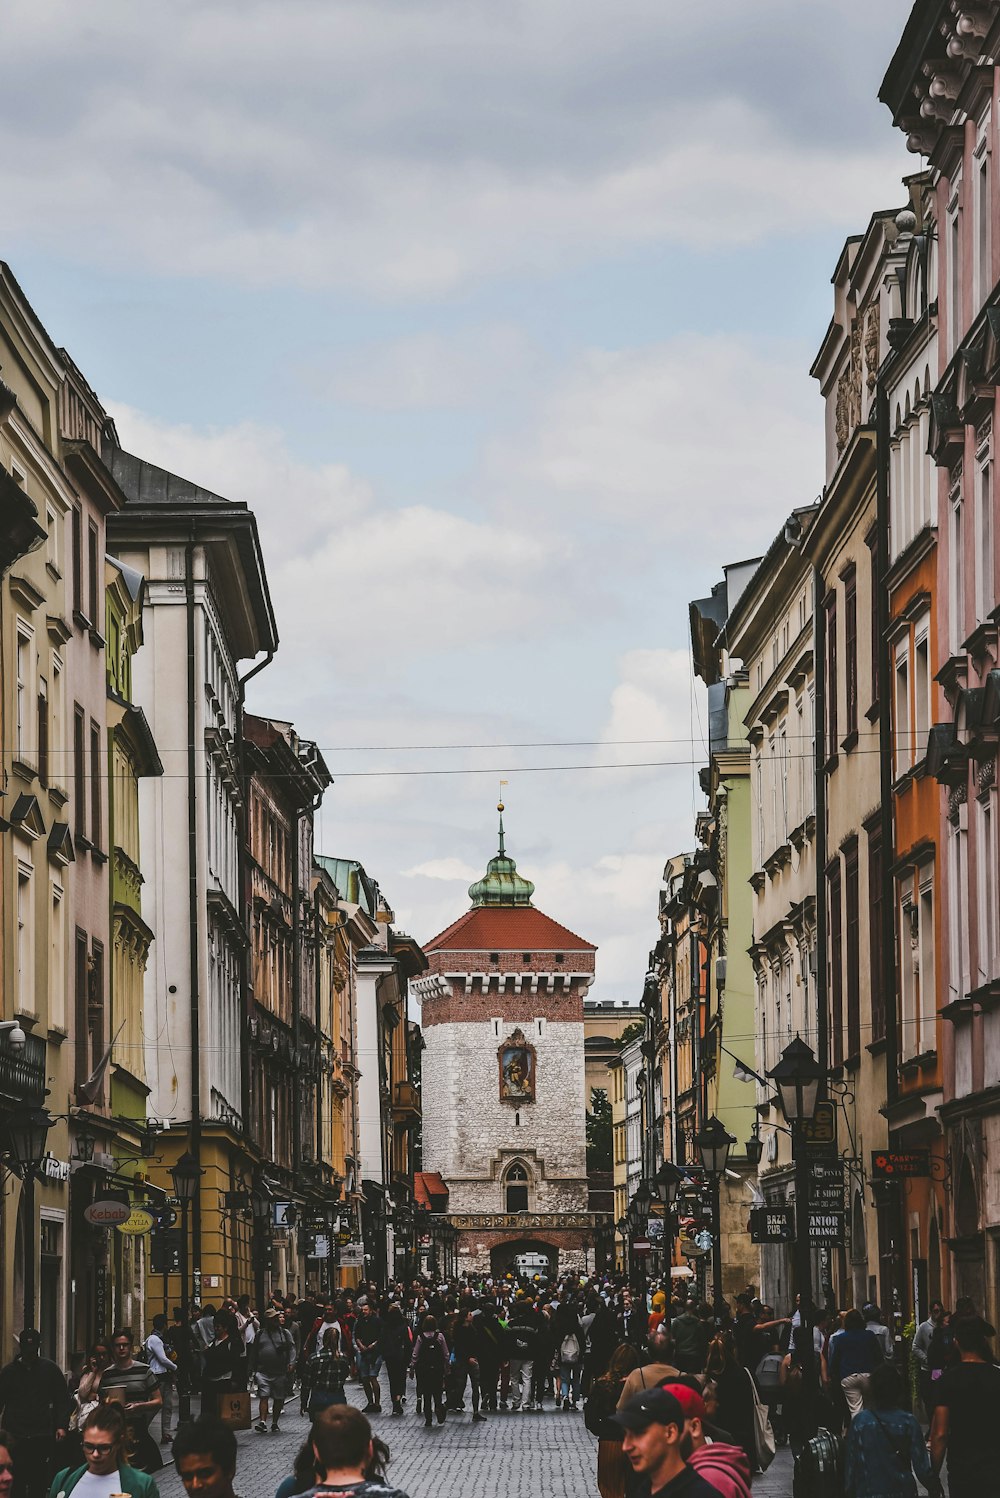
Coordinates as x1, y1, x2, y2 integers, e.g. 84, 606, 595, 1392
468, 805, 535, 908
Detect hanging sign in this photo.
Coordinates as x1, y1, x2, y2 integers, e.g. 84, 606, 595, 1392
117, 1209, 155, 1236
84, 1200, 131, 1227
793, 1103, 838, 1160
810, 1162, 845, 1208
807, 1209, 845, 1244
870, 1149, 930, 1179
749, 1206, 794, 1243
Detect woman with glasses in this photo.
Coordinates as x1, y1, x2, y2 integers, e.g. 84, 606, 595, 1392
47, 1405, 161, 1498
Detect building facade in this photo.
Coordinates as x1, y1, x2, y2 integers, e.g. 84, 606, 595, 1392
416, 811, 599, 1275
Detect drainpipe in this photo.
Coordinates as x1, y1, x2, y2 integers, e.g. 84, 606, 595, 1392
813, 565, 829, 1086
185, 533, 203, 1288
314, 883, 323, 1207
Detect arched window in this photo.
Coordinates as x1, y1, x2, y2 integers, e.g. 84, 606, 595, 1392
505, 1162, 529, 1213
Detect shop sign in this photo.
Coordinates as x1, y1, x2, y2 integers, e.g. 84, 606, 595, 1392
272, 1201, 295, 1228
40, 1154, 70, 1183
810, 1162, 845, 1208
793, 1102, 838, 1160
870, 1149, 930, 1179
84, 1199, 131, 1227
807, 1209, 844, 1244
308, 1233, 331, 1260
749, 1206, 794, 1243
339, 1242, 364, 1267
117, 1208, 155, 1236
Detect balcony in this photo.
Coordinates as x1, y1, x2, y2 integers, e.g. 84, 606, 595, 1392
0, 1032, 46, 1108
391, 1080, 420, 1124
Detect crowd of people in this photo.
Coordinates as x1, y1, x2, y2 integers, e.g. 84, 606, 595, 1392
0, 1272, 997, 1498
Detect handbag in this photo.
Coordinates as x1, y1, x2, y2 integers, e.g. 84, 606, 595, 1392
747, 1369, 776, 1470
217, 1389, 252, 1431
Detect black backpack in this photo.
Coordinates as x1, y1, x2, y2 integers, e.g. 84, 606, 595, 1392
416, 1334, 445, 1379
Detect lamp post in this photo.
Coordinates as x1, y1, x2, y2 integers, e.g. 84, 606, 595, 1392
652, 1160, 683, 1310
627, 1180, 653, 1306
250, 1180, 272, 1322
2, 1106, 54, 1334
170, 1150, 203, 1421
616, 1214, 629, 1278
695, 1116, 735, 1317
768, 1036, 823, 1436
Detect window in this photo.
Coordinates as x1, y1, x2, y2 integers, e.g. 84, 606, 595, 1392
974, 114, 991, 306
894, 643, 910, 778
51, 655, 63, 781
868, 828, 886, 1043
50, 884, 65, 1031
948, 809, 971, 1005
949, 467, 964, 654
37, 675, 48, 789
16, 627, 31, 757
828, 862, 844, 1067
900, 868, 936, 1059
90, 721, 102, 850
89, 940, 105, 1097
948, 178, 962, 356
845, 842, 861, 1060
505, 1163, 529, 1213
71, 508, 83, 615
866, 530, 879, 711
976, 428, 993, 625
87, 521, 99, 627
16, 864, 34, 1013
844, 568, 858, 741
825, 593, 838, 760
913, 619, 931, 761
74, 931, 90, 1084
73, 706, 86, 839
977, 794, 999, 986
45, 506, 59, 573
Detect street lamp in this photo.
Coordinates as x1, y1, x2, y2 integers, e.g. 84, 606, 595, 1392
170, 1151, 203, 1421
250, 1180, 272, 1318
745, 1125, 764, 1169
695, 1116, 735, 1316
616, 1214, 629, 1277
768, 1036, 823, 1438
2, 1106, 54, 1334
627, 1183, 653, 1304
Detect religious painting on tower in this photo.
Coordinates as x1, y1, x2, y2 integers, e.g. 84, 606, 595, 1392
499, 1030, 535, 1102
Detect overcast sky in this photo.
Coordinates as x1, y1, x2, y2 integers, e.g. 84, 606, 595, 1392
4, 0, 914, 1003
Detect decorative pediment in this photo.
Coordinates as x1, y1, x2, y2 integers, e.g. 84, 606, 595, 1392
47, 822, 76, 867
8, 793, 45, 840
929, 387, 963, 464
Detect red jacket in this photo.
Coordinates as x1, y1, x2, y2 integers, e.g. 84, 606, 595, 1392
689, 1443, 753, 1498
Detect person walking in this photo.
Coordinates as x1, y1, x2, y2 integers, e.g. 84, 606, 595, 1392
98, 1329, 162, 1474
305, 1327, 350, 1420
829, 1309, 883, 1420
910, 1300, 943, 1422
47, 1403, 161, 1498
863, 1304, 894, 1362
507, 1296, 540, 1412
199, 1310, 238, 1421
354, 1304, 384, 1414
553, 1299, 585, 1411
617, 1326, 680, 1408
451, 1310, 485, 1424
844, 1363, 937, 1498
409, 1316, 449, 1428
671, 1304, 710, 1376
296, 1404, 410, 1498
252, 1307, 296, 1434
612, 1388, 721, 1498
703, 1332, 756, 1473
172, 1416, 241, 1498
930, 1314, 1000, 1498
585, 1343, 641, 1498
380, 1305, 412, 1417
0, 1329, 72, 1498
145, 1314, 178, 1447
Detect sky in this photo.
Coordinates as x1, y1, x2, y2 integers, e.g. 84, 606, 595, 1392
2, 0, 915, 1002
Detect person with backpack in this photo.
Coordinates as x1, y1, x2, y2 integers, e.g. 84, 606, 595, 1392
753, 1331, 786, 1446
252, 1307, 296, 1434
844, 1362, 937, 1498
507, 1296, 541, 1412
553, 1299, 585, 1411
409, 1316, 449, 1427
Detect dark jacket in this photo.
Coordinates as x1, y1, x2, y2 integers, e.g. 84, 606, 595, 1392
508, 1308, 541, 1360
0, 1354, 73, 1438
830, 1329, 883, 1383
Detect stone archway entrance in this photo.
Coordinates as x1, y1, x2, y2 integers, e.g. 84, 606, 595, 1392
490, 1238, 558, 1278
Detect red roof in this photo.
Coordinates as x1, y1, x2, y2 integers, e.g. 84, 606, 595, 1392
414, 1171, 449, 1211
424, 904, 596, 954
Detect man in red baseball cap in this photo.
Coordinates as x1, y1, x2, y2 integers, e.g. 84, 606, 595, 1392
660, 1383, 752, 1498
612, 1388, 720, 1498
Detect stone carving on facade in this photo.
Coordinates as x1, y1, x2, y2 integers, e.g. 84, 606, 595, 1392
947, 783, 968, 822
865, 304, 880, 391
836, 319, 864, 453
448, 1212, 597, 1229
977, 757, 996, 797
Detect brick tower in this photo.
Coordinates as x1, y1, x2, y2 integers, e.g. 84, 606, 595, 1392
414, 805, 597, 1276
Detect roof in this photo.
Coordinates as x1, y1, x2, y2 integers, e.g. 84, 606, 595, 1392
424, 903, 596, 954
414, 1171, 449, 1212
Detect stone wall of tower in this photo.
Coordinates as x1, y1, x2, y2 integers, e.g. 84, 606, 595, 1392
420, 1011, 589, 1215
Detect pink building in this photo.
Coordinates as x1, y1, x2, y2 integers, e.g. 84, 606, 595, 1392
883, 4, 1000, 1317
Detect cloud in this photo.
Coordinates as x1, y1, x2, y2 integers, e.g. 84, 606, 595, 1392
0, 0, 911, 295
402, 858, 480, 882
505, 334, 823, 555
320, 326, 538, 410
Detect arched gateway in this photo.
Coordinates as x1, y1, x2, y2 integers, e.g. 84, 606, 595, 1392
414, 806, 600, 1276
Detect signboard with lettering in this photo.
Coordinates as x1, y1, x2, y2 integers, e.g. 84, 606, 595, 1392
870, 1149, 930, 1179
339, 1242, 365, 1267
811, 1162, 845, 1208
793, 1102, 838, 1160
749, 1207, 794, 1243
807, 1209, 845, 1244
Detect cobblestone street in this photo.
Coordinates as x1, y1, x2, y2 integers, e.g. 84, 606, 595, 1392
155, 1371, 620, 1498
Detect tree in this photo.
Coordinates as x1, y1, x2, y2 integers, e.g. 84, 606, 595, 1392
615, 1019, 645, 1050
586, 1087, 613, 1172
